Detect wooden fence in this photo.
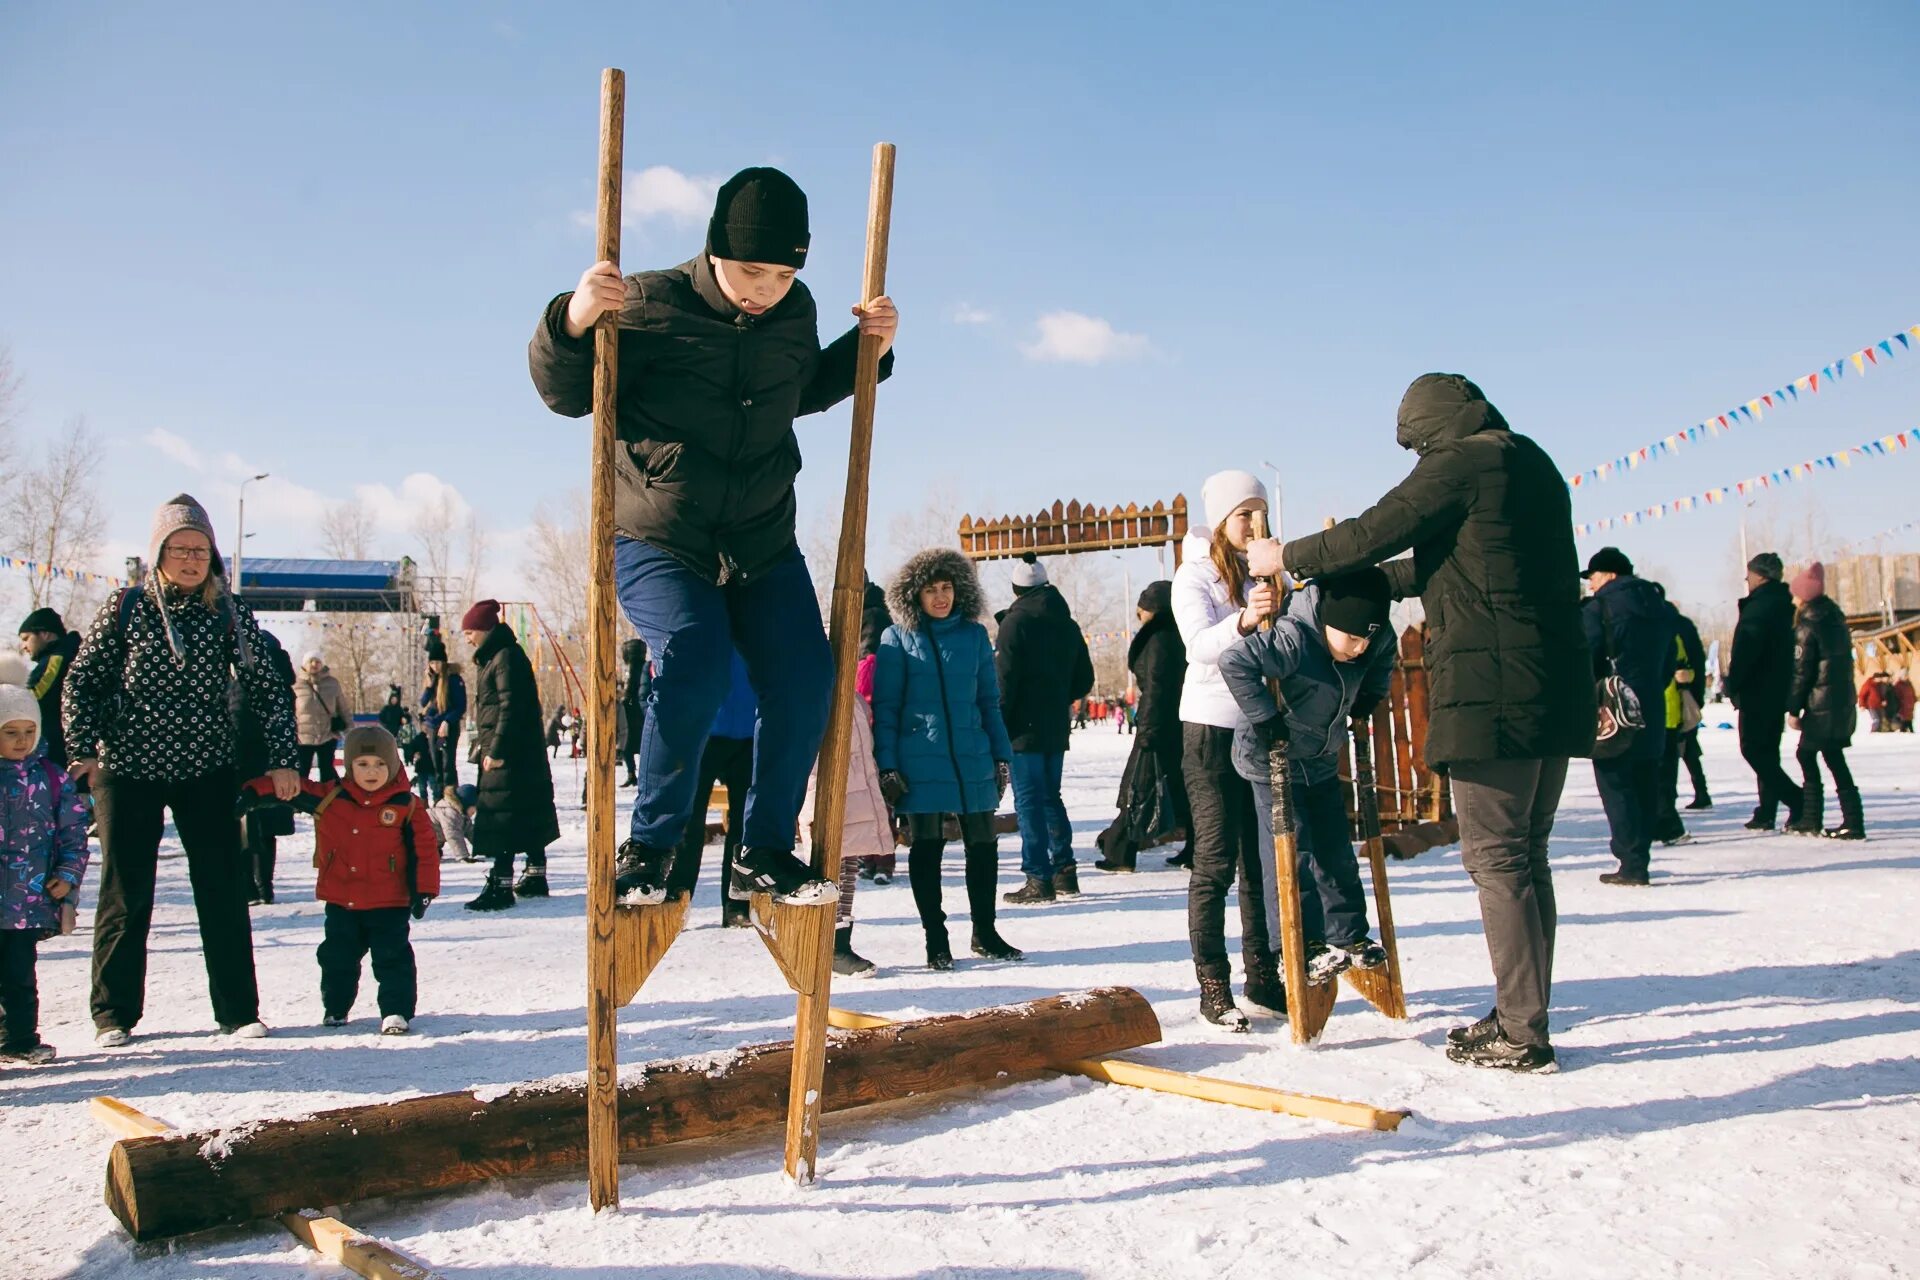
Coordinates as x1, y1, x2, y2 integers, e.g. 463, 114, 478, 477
1339, 626, 1455, 848
959, 496, 1189, 562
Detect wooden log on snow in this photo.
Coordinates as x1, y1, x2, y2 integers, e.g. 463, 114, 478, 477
103, 987, 1160, 1242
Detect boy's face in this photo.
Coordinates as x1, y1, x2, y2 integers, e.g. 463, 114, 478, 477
0, 720, 38, 760
1323, 624, 1373, 663
351, 755, 392, 791
710, 256, 798, 316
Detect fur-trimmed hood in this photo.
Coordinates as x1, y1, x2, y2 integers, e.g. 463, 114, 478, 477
886, 548, 987, 630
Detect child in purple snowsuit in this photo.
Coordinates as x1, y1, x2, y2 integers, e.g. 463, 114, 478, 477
0, 655, 90, 1064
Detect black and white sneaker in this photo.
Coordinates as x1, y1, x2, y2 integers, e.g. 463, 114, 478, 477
0, 1040, 56, 1065
614, 840, 673, 906
1305, 942, 1350, 986
1447, 1008, 1500, 1049
1447, 1031, 1558, 1073
728, 847, 836, 906
1338, 937, 1389, 971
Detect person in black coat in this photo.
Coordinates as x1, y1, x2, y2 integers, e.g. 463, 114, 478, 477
1095, 581, 1192, 873
236, 631, 299, 905
995, 554, 1096, 902
1786, 562, 1862, 838
1580, 549, 1679, 885
1724, 552, 1802, 831
459, 601, 561, 911
620, 638, 649, 788
18, 609, 81, 768
1252, 374, 1593, 1072
1673, 610, 1711, 810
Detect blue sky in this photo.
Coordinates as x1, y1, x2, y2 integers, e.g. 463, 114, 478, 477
2, 1, 1916, 623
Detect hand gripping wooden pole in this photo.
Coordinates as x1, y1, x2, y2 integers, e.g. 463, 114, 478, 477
754, 141, 896, 1185
583, 66, 690, 1214
1251, 511, 1336, 1045
1343, 715, 1408, 1017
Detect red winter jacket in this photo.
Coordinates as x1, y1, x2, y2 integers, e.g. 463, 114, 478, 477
245, 774, 441, 909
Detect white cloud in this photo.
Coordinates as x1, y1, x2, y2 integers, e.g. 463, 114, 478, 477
951, 302, 994, 325
353, 472, 474, 536
1021, 311, 1151, 365
144, 428, 204, 471
624, 165, 722, 226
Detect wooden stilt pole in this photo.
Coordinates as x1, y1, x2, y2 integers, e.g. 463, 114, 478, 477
1342, 716, 1408, 1018
756, 141, 896, 1185
1253, 510, 1336, 1044
824, 1009, 1407, 1131
89, 1098, 445, 1278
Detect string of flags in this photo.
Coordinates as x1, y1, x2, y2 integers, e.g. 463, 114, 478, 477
0, 555, 127, 588
1567, 324, 1917, 490
1573, 427, 1917, 539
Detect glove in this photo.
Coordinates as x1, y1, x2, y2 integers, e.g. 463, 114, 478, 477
410, 893, 432, 920
233, 788, 282, 817
1350, 696, 1381, 722
878, 770, 908, 805
995, 760, 1011, 802
1250, 715, 1289, 758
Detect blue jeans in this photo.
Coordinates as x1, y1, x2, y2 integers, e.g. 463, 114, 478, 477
614, 538, 833, 852
1250, 771, 1370, 947
1010, 750, 1075, 877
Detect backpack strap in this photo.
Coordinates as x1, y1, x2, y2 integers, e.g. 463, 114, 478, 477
115, 587, 140, 636
40, 757, 61, 794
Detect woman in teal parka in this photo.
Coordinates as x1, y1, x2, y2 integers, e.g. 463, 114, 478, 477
872, 548, 1022, 970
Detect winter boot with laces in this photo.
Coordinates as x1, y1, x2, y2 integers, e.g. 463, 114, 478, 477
1305, 941, 1350, 986
1002, 875, 1055, 905
832, 925, 877, 977
1825, 786, 1866, 840
1051, 864, 1081, 897
1198, 976, 1250, 1031
515, 860, 550, 898
728, 847, 837, 906
1242, 951, 1286, 1015
613, 840, 673, 906
465, 877, 517, 912
1337, 936, 1389, 971
1447, 1007, 1501, 1049
1447, 1031, 1558, 1073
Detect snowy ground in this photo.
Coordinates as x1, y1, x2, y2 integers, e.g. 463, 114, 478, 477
5, 723, 1918, 1279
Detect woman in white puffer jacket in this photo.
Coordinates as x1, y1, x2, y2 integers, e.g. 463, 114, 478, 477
1172, 470, 1284, 1031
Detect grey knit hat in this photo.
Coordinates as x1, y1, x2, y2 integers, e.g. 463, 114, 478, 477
343, 724, 403, 785
149, 493, 224, 577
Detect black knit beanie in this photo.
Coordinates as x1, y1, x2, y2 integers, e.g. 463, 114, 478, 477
1316, 568, 1392, 639
707, 167, 810, 268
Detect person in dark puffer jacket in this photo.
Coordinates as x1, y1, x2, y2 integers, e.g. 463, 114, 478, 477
529, 167, 898, 909
1580, 548, 1679, 887
63, 494, 299, 1046
1786, 562, 1862, 839
1250, 374, 1593, 1074
459, 601, 560, 911
1094, 580, 1192, 873
18, 609, 81, 768
1725, 552, 1802, 831
872, 549, 1020, 970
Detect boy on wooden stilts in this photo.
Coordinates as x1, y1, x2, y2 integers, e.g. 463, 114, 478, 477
530, 167, 898, 907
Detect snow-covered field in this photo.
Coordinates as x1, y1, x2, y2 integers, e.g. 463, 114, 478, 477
5, 723, 1917, 1279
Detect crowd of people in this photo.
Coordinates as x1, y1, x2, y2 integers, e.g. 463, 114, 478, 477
0, 168, 1888, 1079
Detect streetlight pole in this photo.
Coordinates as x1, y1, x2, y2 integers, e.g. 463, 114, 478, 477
1739, 498, 1757, 586
236, 473, 269, 592
1260, 459, 1284, 542
1114, 553, 1134, 696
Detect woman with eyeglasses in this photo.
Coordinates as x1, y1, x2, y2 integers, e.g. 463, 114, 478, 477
63, 494, 300, 1047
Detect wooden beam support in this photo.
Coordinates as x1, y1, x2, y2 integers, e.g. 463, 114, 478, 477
88, 1098, 444, 1278
824, 1009, 1407, 1132
101, 989, 1159, 1242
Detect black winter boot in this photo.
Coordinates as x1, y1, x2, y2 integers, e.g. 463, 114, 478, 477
832, 925, 877, 977
464, 877, 516, 912
961, 842, 1021, 962
1787, 790, 1825, 836
925, 930, 954, 971
250, 846, 276, 906
1198, 976, 1250, 1031
970, 930, 1026, 961
614, 840, 673, 905
1051, 864, 1080, 897
1243, 951, 1286, 1014
515, 855, 549, 898
1825, 787, 1866, 840
1003, 875, 1055, 905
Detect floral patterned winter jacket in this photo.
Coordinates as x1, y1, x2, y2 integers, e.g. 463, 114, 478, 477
0, 751, 90, 932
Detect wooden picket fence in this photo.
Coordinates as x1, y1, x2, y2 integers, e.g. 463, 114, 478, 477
1340, 626, 1455, 847
958, 496, 1190, 562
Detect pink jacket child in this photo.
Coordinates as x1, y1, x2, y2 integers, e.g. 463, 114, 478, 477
0, 657, 90, 1063
800, 707, 893, 974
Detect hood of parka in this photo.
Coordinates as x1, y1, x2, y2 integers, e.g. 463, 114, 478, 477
1395, 373, 1511, 455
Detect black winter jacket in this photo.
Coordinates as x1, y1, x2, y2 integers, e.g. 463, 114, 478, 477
528, 254, 894, 585
995, 585, 1095, 754
1789, 595, 1857, 749
27, 630, 80, 766
1127, 610, 1186, 749
64, 583, 298, 782
469, 624, 560, 855
1581, 575, 1680, 762
1280, 375, 1596, 766
1675, 611, 1707, 698
1725, 580, 1795, 716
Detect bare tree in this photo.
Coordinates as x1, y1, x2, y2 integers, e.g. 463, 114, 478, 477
882, 479, 966, 579
526, 491, 591, 640
310, 497, 396, 711
0, 342, 21, 442
319, 498, 377, 561
410, 489, 489, 658
4, 416, 108, 618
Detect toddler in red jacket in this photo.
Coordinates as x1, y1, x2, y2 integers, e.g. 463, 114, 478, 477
245, 725, 439, 1034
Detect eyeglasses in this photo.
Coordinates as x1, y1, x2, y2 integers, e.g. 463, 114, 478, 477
165, 546, 213, 561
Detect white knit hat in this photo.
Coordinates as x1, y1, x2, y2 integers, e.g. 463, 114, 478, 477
1010, 552, 1049, 589
1201, 470, 1268, 530
0, 652, 41, 745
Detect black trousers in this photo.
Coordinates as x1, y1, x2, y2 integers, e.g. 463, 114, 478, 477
1655, 729, 1686, 841
319, 904, 416, 1019
1680, 728, 1708, 801
432, 725, 462, 792
1795, 742, 1855, 814
1, 931, 40, 1047
1182, 723, 1273, 983
667, 735, 755, 902
1739, 706, 1802, 824
90, 769, 259, 1031
1594, 754, 1662, 877
905, 811, 999, 938
297, 741, 339, 783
